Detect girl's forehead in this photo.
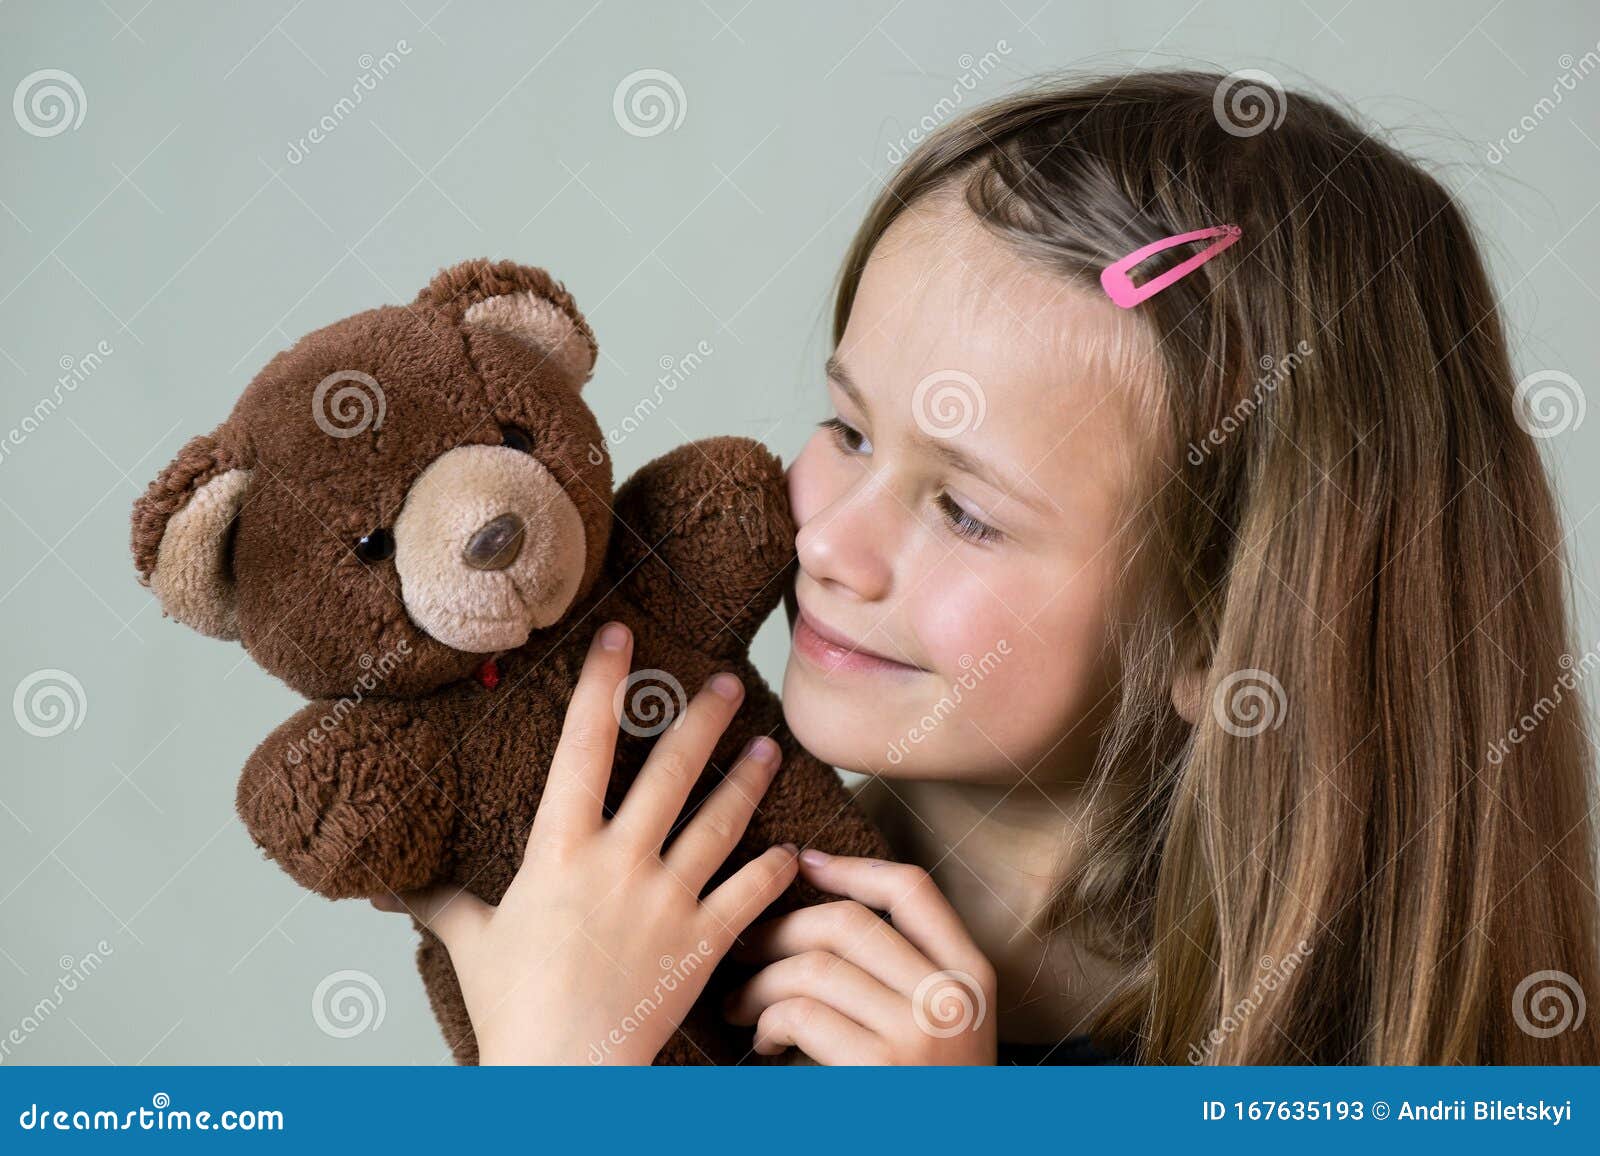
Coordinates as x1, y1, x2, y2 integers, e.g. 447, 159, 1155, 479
840, 199, 1155, 508
847, 204, 1147, 427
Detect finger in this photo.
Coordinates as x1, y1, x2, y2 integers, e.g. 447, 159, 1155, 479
750, 997, 882, 1064
793, 852, 989, 976
730, 900, 931, 996
533, 622, 632, 842
700, 843, 801, 945
725, 951, 903, 1035
371, 884, 491, 955
611, 672, 744, 849
661, 735, 782, 890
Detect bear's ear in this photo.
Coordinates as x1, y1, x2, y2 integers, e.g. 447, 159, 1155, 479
415, 258, 598, 388
131, 432, 253, 641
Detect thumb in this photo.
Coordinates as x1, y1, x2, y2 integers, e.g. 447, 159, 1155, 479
372, 884, 491, 952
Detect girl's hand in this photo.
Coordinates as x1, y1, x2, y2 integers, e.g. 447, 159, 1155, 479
371, 621, 800, 1065
724, 852, 998, 1064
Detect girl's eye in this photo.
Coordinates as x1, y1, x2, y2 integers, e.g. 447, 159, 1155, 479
818, 416, 871, 455
500, 425, 535, 454
354, 528, 396, 563
935, 492, 1003, 545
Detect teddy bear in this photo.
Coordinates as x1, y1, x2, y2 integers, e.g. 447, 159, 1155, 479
130, 258, 888, 1064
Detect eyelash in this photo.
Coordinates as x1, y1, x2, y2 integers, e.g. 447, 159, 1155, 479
818, 416, 865, 454
817, 416, 1004, 545
935, 492, 1003, 544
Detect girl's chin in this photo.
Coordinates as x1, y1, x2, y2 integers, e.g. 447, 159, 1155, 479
780, 657, 964, 778
780, 659, 883, 770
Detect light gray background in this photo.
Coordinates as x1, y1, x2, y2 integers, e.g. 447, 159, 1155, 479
2, 0, 1596, 1064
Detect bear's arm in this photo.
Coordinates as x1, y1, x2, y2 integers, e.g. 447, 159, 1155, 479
235, 698, 460, 900
606, 437, 797, 661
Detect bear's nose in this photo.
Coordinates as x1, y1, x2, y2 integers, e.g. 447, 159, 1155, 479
463, 513, 525, 571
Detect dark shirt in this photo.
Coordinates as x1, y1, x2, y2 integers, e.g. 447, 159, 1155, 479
996, 1034, 1132, 1065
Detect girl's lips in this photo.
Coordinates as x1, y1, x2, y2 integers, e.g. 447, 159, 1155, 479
791, 609, 922, 677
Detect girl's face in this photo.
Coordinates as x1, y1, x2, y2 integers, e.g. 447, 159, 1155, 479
782, 194, 1150, 784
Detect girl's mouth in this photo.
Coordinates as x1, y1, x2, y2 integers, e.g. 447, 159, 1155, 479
791, 607, 924, 677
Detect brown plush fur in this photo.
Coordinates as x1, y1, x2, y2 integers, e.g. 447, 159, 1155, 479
131, 259, 888, 1064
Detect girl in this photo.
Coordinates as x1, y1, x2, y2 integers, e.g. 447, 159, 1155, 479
374, 70, 1600, 1064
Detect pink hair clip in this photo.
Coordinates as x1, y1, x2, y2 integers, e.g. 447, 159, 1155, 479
1100, 224, 1242, 308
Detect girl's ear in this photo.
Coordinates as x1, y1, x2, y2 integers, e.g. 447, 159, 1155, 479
1170, 662, 1208, 725
131, 431, 252, 641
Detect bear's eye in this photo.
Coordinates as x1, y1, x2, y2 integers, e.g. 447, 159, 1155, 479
500, 425, 534, 454
354, 528, 395, 563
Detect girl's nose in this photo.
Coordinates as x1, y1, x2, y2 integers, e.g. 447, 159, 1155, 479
795, 481, 894, 602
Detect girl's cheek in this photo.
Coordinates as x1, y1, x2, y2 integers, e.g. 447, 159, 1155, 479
913, 551, 1107, 702
785, 433, 836, 529
909, 554, 1016, 669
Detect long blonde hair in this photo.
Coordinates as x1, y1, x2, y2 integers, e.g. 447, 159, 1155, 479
834, 70, 1599, 1063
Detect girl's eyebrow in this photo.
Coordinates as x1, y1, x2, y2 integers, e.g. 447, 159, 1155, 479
925, 436, 1050, 516
825, 354, 867, 413
826, 353, 1051, 516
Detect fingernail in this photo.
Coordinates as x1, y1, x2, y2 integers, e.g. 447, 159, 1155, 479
709, 672, 742, 701
799, 848, 828, 866
780, 842, 799, 855
598, 622, 629, 650
743, 735, 778, 763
